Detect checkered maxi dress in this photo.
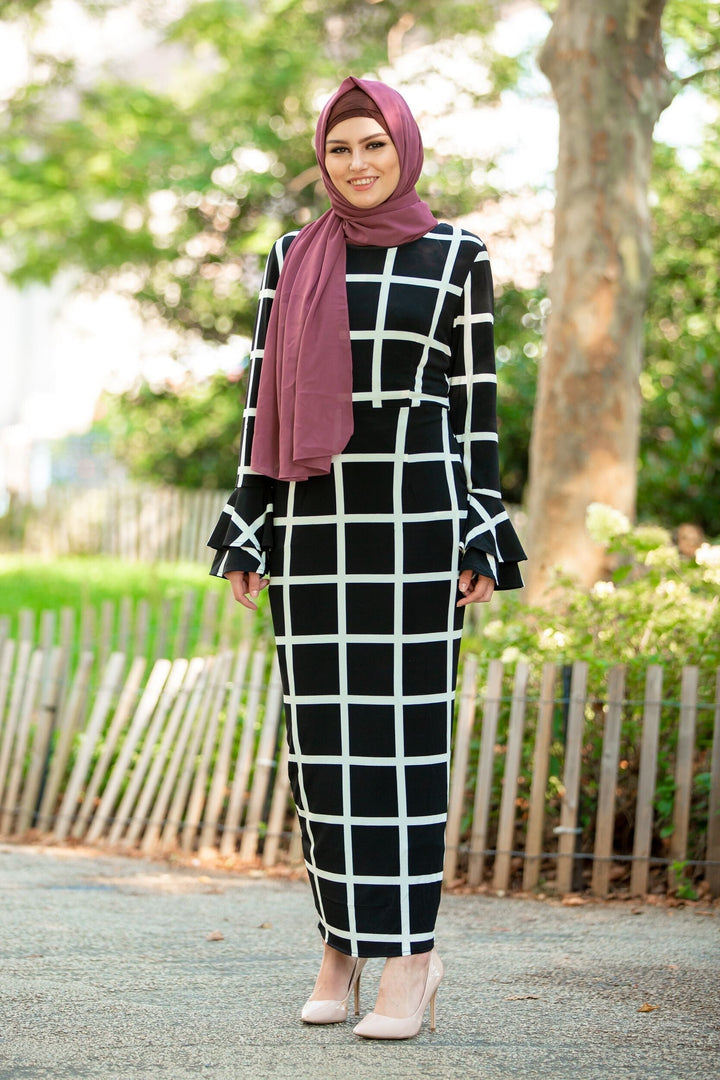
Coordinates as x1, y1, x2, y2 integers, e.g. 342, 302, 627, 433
209, 222, 526, 957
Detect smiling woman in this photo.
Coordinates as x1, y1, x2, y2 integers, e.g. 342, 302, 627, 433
324, 117, 401, 209
208, 75, 526, 1041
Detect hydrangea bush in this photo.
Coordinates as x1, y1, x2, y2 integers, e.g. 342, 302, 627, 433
461, 505, 719, 890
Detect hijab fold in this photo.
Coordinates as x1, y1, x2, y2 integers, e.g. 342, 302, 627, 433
250, 76, 438, 482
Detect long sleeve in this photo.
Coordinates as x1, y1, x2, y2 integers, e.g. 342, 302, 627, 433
208, 234, 294, 578
449, 242, 526, 590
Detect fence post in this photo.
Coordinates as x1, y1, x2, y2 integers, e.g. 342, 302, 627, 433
555, 661, 588, 895
467, 659, 504, 887
630, 665, 663, 896
523, 662, 557, 891
492, 661, 530, 892
668, 666, 699, 892
706, 669, 720, 898
444, 655, 478, 885
591, 665, 626, 897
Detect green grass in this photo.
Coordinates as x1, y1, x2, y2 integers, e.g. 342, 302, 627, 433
0, 554, 216, 614
0, 554, 273, 661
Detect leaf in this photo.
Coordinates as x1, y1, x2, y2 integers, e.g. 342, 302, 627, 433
206, 929, 224, 941
637, 1002, 660, 1013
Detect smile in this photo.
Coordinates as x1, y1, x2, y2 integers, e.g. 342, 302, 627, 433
349, 177, 378, 188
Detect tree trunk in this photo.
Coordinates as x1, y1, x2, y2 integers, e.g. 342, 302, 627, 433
524, 0, 674, 603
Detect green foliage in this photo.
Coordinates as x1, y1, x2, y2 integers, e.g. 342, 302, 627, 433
0, 0, 506, 340
639, 131, 720, 535
96, 371, 245, 488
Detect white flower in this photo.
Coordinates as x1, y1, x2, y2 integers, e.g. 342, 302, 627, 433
644, 546, 681, 571
591, 580, 616, 598
483, 619, 505, 641
501, 646, 521, 664
540, 628, 567, 648
586, 502, 632, 546
695, 543, 720, 569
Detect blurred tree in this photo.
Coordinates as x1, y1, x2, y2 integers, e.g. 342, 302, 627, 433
0, 0, 516, 339
639, 130, 720, 536
524, 0, 720, 602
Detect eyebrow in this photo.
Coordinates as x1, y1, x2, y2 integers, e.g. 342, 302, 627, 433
325, 131, 388, 145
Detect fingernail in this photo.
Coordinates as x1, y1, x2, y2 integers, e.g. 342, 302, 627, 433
458, 582, 468, 593
251, 589, 259, 598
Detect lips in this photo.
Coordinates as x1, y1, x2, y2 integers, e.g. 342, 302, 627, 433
349, 177, 378, 188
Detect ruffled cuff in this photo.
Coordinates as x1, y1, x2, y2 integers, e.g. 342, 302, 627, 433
207, 483, 273, 579
461, 494, 526, 591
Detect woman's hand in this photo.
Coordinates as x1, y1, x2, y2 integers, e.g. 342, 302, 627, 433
226, 570, 269, 611
456, 570, 495, 607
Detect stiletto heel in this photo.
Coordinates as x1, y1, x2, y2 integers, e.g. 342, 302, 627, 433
353, 950, 443, 1040
301, 957, 367, 1025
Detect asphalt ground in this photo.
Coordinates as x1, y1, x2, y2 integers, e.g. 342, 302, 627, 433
0, 843, 718, 1080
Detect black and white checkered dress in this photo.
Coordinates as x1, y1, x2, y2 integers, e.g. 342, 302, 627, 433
209, 222, 525, 956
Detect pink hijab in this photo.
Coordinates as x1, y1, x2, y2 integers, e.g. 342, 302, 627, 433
250, 76, 438, 482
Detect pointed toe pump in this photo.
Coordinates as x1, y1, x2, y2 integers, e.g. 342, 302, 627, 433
353, 950, 443, 1040
301, 957, 368, 1025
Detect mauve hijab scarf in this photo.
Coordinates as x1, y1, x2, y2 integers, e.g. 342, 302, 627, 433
250, 76, 437, 482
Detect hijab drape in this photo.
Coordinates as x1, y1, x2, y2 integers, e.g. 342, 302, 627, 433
250, 76, 438, 482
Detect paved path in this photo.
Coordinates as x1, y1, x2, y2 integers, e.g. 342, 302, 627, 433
0, 844, 718, 1080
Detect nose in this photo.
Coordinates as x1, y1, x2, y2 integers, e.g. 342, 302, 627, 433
349, 145, 368, 171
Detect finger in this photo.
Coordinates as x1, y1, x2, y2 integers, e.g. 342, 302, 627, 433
457, 575, 495, 607
248, 572, 262, 599
457, 569, 474, 595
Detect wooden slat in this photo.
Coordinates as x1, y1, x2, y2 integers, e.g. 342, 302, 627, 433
198, 589, 220, 654
160, 658, 220, 851
181, 651, 234, 853
125, 658, 204, 847
555, 661, 588, 895
80, 604, 96, 655
2, 649, 44, 834
219, 642, 269, 857
134, 600, 150, 658
630, 665, 664, 896
239, 654, 284, 862
0, 640, 30, 818
173, 589, 196, 659
36, 651, 94, 832
668, 665, 699, 891
523, 662, 557, 891
18, 608, 34, 643
109, 659, 190, 845
493, 661, 530, 892
591, 665, 626, 897
141, 658, 209, 853
262, 737, 291, 868
444, 655, 478, 885
71, 657, 147, 839
0, 638, 17, 769
84, 659, 171, 843
467, 659, 504, 886
54, 653, 126, 841
99, 601, 114, 669
288, 812, 303, 864
199, 641, 252, 856
16, 647, 65, 834
706, 669, 720, 897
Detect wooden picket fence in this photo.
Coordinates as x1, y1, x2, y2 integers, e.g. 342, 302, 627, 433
0, 590, 247, 672
0, 633, 718, 897
11, 485, 226, 563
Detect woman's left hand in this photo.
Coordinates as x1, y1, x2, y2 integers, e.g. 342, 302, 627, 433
456, 570, 495, 607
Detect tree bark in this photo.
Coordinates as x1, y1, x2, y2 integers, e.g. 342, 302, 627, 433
524, 0, 674, 602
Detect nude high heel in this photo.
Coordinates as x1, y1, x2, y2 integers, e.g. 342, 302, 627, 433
352, 950, 443, 1040
301, 957, 367, 1025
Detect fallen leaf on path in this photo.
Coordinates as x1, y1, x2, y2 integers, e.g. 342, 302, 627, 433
206, 930, 224, 942
637, 1003, 660, 1013
504, 995, 540, 1001
561, 895, 587, 906
258, 921, 272, 929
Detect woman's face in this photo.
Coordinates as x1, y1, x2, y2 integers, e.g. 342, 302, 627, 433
324, 115, 401, 208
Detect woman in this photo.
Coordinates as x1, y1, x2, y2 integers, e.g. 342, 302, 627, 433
209, 75, 526, 1040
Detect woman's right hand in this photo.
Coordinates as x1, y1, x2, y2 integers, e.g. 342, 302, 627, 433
225, 570, 269, 611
